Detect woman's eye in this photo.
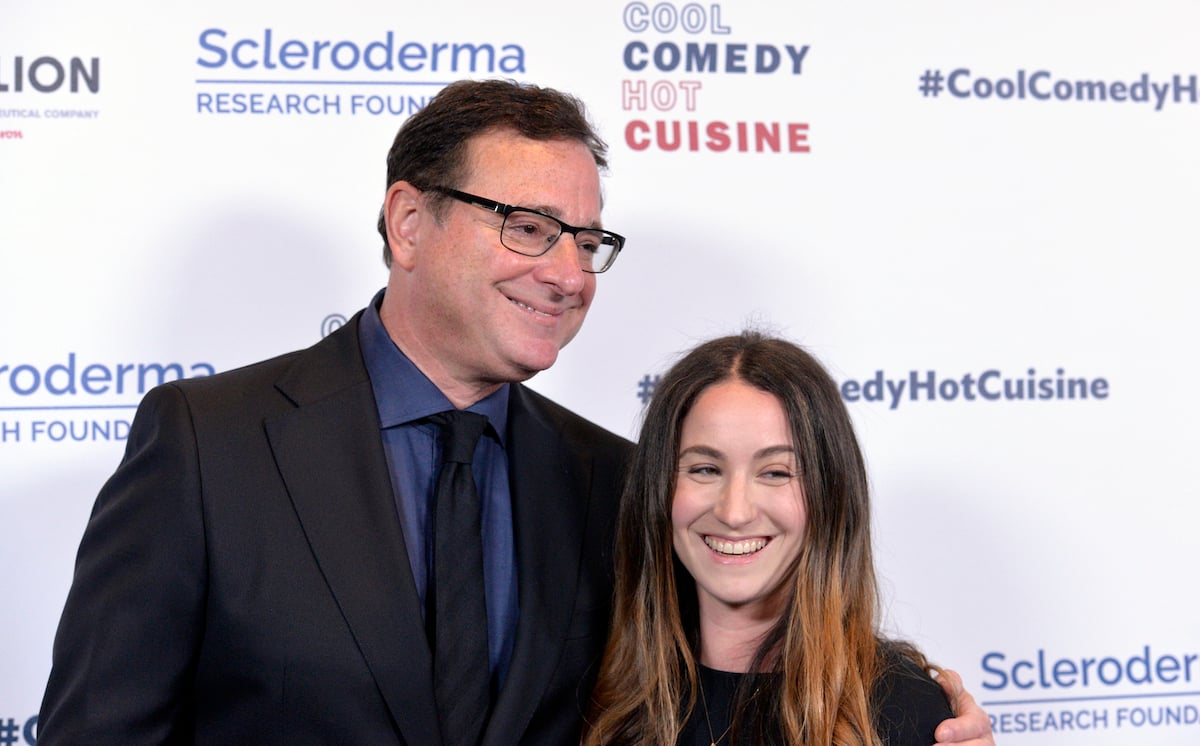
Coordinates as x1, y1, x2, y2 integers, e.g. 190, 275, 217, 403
760, 469, 795, 482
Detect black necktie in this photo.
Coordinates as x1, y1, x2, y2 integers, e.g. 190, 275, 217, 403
427, 410, 490, 746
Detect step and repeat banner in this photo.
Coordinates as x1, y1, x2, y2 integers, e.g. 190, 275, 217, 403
2, 1, 1198, 743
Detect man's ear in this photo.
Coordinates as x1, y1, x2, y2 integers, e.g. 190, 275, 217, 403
382, 181, 425, 271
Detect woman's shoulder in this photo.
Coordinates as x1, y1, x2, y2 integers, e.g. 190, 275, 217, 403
873, 642, 955, 746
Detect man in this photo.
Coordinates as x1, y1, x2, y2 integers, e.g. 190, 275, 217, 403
38, 80, 994, 745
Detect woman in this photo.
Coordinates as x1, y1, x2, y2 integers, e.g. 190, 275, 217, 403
584, 332, 953, 745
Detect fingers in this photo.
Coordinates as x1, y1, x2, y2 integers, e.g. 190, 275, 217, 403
933, 669, 996, 745
937, 668, 965, 705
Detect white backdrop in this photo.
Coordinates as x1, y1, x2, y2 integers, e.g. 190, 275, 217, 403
2, 1, 1198, 743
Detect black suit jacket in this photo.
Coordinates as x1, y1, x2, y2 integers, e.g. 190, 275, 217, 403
38, 312, 632, 745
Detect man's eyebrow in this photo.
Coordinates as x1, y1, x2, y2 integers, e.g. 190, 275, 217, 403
525, 202, 604, 230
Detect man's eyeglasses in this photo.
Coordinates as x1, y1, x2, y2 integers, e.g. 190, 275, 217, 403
431, 187, 625, 274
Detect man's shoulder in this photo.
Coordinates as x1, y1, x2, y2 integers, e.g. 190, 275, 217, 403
511, 384, 634, 454
149, 313, 366, 412
179, 347, 304, 392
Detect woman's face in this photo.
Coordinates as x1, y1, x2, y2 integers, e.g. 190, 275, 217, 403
671, 379, 808, 624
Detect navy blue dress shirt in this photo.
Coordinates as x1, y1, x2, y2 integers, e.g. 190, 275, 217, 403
358, 290, 518, 692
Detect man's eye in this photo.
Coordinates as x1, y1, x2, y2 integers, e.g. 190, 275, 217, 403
575, 232, 603, 253
506, 220, 543, 236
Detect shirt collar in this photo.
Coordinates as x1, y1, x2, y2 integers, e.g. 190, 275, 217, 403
359, 289, 509, 443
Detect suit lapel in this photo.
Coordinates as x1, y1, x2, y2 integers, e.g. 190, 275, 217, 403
484, 384, 593, 745
265, 316, 441, 746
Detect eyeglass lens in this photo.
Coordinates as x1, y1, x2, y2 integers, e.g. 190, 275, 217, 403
501, 210, 619, 273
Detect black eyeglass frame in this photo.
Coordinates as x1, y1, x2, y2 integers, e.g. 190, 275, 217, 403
430, 186, 625, 274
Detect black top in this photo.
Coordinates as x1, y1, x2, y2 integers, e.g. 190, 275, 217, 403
677, 650, 953, 745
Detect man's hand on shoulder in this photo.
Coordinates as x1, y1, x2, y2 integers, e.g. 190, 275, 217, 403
934, 668, 996, 745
